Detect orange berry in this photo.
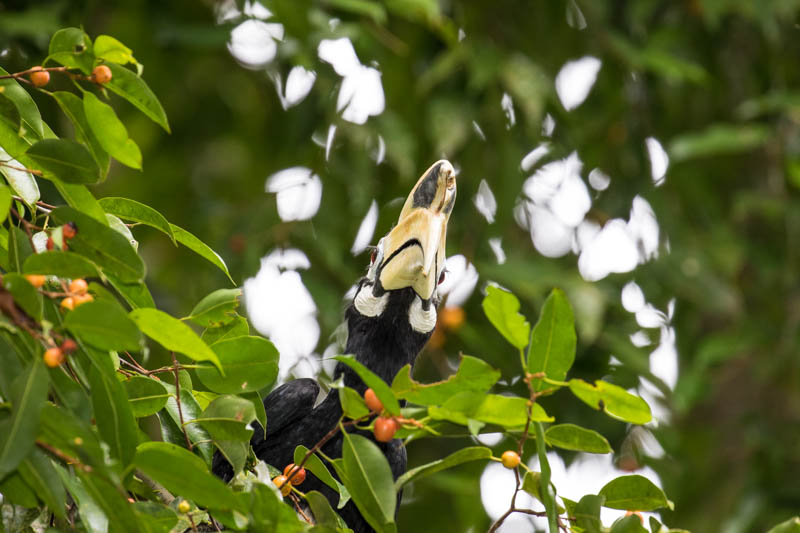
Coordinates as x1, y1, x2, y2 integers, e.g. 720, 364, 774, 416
501, 450, 520, 469
60, 339, 78, 354
178, 500, 191, 513
91, 65, 112, 84
28, 67, 50, 88
272, 475, 292, 497
62, 222, 78, 239
373, 417, 399, 442
24, 274, 46, 288
72, 293, 93, 307
364, 388, 383, 413
439, 306, 465, 330
283, 463, 306, 485
69, 279, 88, 295
46, 237, 54, 251
60, 297, 75, 311
43, 347, 64, 367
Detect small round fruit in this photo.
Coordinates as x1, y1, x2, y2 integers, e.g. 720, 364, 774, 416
439, 306, 465, 330
177, 500, 191, 513
625, 511, 644, 524
373, 417, 399, 442
501, 450, 520, 469
46, 237, 54, 251
73, 293, 94, 307
364, 388, 383, 413
60, 339, 78, 354
91, 65, 112, 84
283, 463, 307, 485
69, 278, 88, 295
60, 297, 75, 311
63, 222, 78, 239
29, 67, 50, 88
24, 274, 46, 288
272, 475, 292, 497
43, 347, 64, 367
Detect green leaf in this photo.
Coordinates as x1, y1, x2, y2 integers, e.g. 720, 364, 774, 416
53, 182, 108, 225
47, 27, 95, 73
55, 467, 109, 533
133, 441, 242, 511
65, 299, 143, 351
528, 288, 576, 390
545, 423, 612, 454
598, 475, 671, 511
395, 446, 491, 490
23, 250, 100, 278
0, 472, 39, 508
3, 272, 43, 321
0, 183, 10, 222
170, 223, 234, 284
669, 123, 770, 163
202, 315, 249, 345
133, 501, 180, 533
105, 63, 170, 132
482, 285, 530, 350
0, 66, 43, 137
89, 365, 138, 466
521, 470, 543, 501
293, 445, 351, 507
98, 196, 176, 243
0, 359, 48, 478
342, 431, 396, 530
568, 379, 652, 424
18, 448, 67, 519
391, 354, 500, 405
611, 515, 649, 533
94, 35, 136, 65
305, 490, 346, 529
0, 147, 40, 206
244, 390, 266, 431
158, 382, 214, 464
51, 206, 145, 282
194, 335, 277, 393
767, 517, 800, 533
196, 394, 256, 441
38, 403, 107, 473
339, 385, 371, 419
573, 494, 605, 533
8, 226, 34, 273
334, 355, 401, 415
107, 273, 155, 309
83, 91, 142, 169
123, 376, 169, 417
429, 392, 552, 428
186, 288, 242, 327
50, 91, 110, 174
26, 138, 101, 184
75, 471, 141, 533
129, 307, 222, 369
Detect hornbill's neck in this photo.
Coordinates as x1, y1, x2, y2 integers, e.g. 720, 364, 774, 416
339, 287, 434, 393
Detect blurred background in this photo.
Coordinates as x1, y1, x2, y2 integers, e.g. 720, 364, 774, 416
2, 0, 799, 530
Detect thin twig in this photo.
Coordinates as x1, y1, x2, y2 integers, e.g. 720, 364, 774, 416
36, 440, 92, 472
135, 469, 175, 504
289, 493, 314, 524
172, 352, 193, 451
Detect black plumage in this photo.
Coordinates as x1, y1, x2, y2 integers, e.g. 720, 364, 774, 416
212, 285, 434, 531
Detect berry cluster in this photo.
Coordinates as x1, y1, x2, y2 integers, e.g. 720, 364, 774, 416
364, 388, 400, 442
272, 463, 307, 497
26, 64, 112, 88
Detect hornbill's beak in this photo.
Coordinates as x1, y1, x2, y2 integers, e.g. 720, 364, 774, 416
377, 160, 457, 301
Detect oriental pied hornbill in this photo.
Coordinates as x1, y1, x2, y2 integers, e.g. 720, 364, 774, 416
212, 160, 457, 531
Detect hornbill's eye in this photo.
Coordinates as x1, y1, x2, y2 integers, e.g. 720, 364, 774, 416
438, 270, 446, 285
370, 249, 377, 265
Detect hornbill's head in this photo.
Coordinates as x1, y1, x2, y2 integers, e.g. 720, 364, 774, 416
344, 160, 457, 385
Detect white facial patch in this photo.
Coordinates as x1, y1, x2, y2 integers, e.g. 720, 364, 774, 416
409, 296, 437, 333
354, 284, 389, 317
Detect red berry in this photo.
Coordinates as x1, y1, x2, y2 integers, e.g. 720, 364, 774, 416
43, 347, 64, 367
46, 237, 54, 250
272, 475, 292, 497
283, 463, 306, 485
29, 67, 50, 88
60, 339, 78, 354
364, 388, 383, 413
69, 278, 88, 295
63, 222, 78, 239
91, 65, 112, 84
501, 450, 520, 469
373, 417, 399, 442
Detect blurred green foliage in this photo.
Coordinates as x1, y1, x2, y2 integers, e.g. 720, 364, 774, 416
2, 0, 799, 530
